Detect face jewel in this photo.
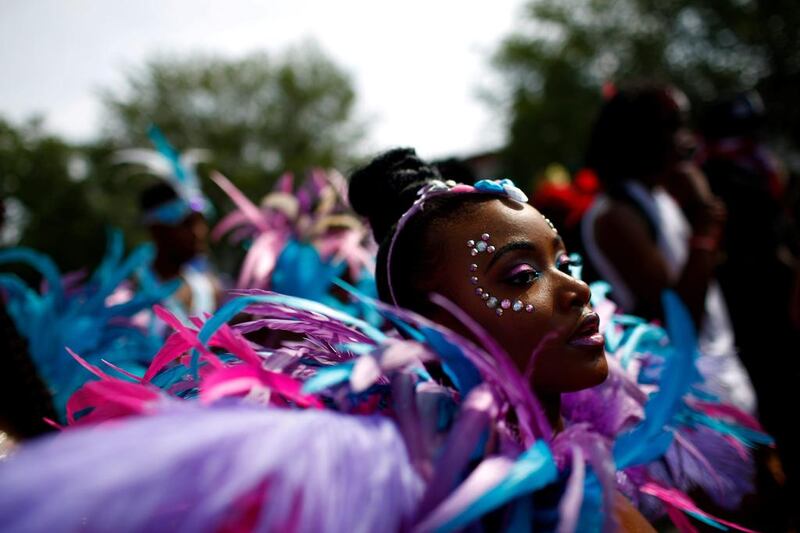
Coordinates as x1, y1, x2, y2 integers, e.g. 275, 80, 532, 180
481, 233, 490, 241
487, 245, 496, 254
512, 300, 524, 312
471, 248, 479, 256
496, 308, 504, 316
469, 263, 478, 272
525, 304, 534, 313
475, 241, 488, 252
470, 276, 479, 285
500, 299, 511, 309
475, 287, 484, 296
481, 292, 490, 301
486, 296, 498, 308
467, 240, 475, 247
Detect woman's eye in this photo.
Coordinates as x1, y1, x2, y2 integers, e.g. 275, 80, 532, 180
556, 253, 584, 279
505, 265, 540, 286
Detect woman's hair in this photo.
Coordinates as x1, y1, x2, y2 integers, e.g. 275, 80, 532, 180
349, 148, 487, 311
139, 181, 179, 212
700, 91, 765, 140
585, 84, 686, 191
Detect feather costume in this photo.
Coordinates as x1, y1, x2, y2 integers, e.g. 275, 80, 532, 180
211, 169, 379, 323
0, 284, 768, 532
0, 230, 178, 417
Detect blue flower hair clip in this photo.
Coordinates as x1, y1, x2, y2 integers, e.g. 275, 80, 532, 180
473, 178, 529, 203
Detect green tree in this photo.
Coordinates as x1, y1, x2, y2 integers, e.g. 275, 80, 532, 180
493, 0, 799, 183
0, 118, 112, 273
2, 42, 364, 273
102, 42, 363, 202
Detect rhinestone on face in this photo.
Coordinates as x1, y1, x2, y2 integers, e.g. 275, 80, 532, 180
475, 241, 488, 252
470, 276, 478, 285
486, 296, 498, 308
487, 245, 496, 254
543, 216, 557, 233
525, 304, 534, 313
481, 292, 490, 301
496, 308, 504, 316
475, 287, 484, 296
467, 240, 475, 247
469, 263, 478, 272
470, 249, 479, 256
512, 300, 524, 312
481, 233, 490, 241
500, 299, 511, 310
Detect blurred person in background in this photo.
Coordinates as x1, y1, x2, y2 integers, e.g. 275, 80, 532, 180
114, 125, 224, 322
139, 181, 222, 321
699, 91, 800, 513
579, 84, 756, 414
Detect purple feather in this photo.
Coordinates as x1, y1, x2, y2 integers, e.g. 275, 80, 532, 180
552, 423, 618, 532
562, 360, 646, 438
428, 293, 551, 445
660, 425, 755, 509
415, 384, 498, 519
0, 404, 423, 533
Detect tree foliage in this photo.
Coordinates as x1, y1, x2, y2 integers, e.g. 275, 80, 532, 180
1, 43, 363, 272
0, 118, 111, 271
102, 43, 362, 201
493, 0, 800, 183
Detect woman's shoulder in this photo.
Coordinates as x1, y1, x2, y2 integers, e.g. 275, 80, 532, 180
614, 491, 658, 533
592, 200, 660, 264
594, 199, 652, 236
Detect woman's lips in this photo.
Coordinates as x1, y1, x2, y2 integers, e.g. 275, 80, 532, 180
567, 312, 604, 348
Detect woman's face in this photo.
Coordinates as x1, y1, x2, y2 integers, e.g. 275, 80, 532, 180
152, 212, 209, 264
426, 199, 608, 394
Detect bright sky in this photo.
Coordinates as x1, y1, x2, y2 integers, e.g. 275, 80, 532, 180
0, 0, 524, 160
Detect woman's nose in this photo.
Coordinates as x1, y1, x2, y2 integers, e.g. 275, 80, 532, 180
557, 272, 591, 311
193, 220, 208, 240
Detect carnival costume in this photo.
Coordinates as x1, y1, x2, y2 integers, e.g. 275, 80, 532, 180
211, 168, 378, 322
0, 230, 177, 417
116, 125, 219, 319
0, 179, 769, 532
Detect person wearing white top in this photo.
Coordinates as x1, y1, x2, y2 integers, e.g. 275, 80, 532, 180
580, 85, 756, 413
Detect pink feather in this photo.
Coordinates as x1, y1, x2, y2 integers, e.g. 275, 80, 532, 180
66, 380, 162, 425
689, 400, 764, 431
212, 211, 253, 242
143, 333, 191, 382
641, 482, 758, 533
210, 171, 270, 233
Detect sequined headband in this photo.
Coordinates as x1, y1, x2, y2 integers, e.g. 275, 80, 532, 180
384, 178, 529, 306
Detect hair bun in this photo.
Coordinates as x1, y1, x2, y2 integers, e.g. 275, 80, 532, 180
348, 148, 440, 243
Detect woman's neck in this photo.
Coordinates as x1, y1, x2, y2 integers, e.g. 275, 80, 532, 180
153, 253, 183, 281
539, 392, 564, 435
